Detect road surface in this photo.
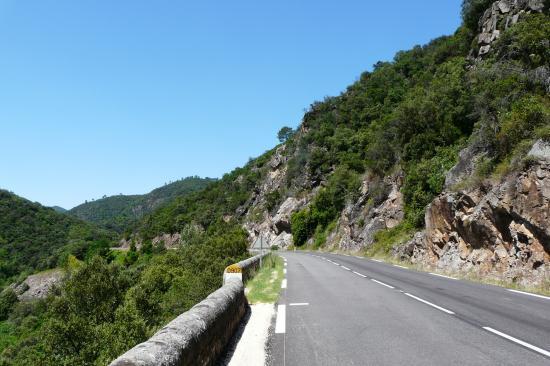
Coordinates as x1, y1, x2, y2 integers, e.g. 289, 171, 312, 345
269, 251, 550, 365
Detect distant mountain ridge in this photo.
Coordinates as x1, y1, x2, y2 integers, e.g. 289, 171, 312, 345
69, 176, 216, 232
0, 189, 113, 286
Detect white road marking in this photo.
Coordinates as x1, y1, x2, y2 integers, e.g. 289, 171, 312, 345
341, 266, 351, 271
371, 259, 383, 263
371, 279, 395, 289
507, 289, 550, 300
331, 262, 340, 266
284, 262, 287, 267
275, 305, 286, 334
283, 268, 287, 274
353, 271, 367, 278
429, 273, 457, 280
354, 256, 363, 259
289, 303, 309, 306
404, 293, 455, 314
281, 279, 287, 289
393, 264, 408, 269
483, 327, 550, 357
342, 254, 350, 257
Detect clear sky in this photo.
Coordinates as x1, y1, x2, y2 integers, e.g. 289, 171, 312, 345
0, 0, 462, 209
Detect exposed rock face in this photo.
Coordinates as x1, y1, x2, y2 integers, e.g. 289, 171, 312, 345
13, 269, 65, 301
473, 0, 545, 59
242, 144, 406, 251
401, 159, 550, 285
152, 233, 182, 249
325, 173, 404, 252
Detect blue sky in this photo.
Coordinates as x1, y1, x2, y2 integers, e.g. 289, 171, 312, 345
0, 0, 462, 209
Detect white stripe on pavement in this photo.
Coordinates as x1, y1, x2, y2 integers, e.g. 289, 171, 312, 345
483, 327, 550, 357
393, 264, 408, 269
507, 289, 550, 300
341, 266, 351, 271
404, 293, 455, 314
371, 259, 383, 262
283, 268, 287, 274
281, 279, 287, 289
429, 273, 457, 280
353, 271, 367, 278
275, 305, 286, 334
371, 279, 395, 289
289, 303, 309, 306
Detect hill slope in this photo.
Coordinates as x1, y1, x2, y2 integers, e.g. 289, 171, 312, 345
0, 190, 114, 286
137, 0, 549, 285
69, 176, 216, 232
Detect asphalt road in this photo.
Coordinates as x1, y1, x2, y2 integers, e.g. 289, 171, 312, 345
269, 251, 550, 366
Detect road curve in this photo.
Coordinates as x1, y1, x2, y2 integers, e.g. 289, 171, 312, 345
269, 251, 550, 366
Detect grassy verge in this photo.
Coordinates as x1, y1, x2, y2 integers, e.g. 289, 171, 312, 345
245, 255, 284, 304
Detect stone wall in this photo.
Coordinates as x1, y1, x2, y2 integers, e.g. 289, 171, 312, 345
109, 252, 268, 366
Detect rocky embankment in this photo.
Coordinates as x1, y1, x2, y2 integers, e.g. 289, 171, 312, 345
397, 141, 550, 286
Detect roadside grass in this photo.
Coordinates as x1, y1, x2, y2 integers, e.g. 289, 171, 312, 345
245, 255, 284, 304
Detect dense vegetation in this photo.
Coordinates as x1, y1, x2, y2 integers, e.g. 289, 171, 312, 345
288, 5, 549, 246
0, 190, 114, 287
69, 176, 216, 233
0, 223, 248, 365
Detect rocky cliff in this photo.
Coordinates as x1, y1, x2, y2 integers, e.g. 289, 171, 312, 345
240, 0, 549, 286
397, 141, 550, 286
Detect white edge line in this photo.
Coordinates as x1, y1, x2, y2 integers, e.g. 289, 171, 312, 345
371, 259, 383, 262
393, 264, 408, 269
354, 256, 363, 259
507, 289, 550, 300
283, 268, 287, 274
341, 266, 351, 271
275, 305, 286, 334
483, 327, 550, 357
281, 279, 287, 289
404, 293, 455, 314
429, 272, 457, 280
371, 279, 395, 289
353, 271, 367, 278
289, 303, 309, 306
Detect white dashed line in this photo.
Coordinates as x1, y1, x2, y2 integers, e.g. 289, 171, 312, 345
284, 262, 287, 267
275, 305, 286, 334
404, 293, 455, 314
393, 264, 408, 269
281, 279, 287, 289
371, 279, 395, 289
284, 268, 287, 274
507, 289, 550, 300
371, 259, 383, 263
429, 273, 457, 280
341, 266, 351, 271
483, 327, 550, 357
353, 271, 367, 278
289, 303, 309, 306
354, 256, 363, 259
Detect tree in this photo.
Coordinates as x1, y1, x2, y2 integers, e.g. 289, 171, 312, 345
277, 126, 294, 143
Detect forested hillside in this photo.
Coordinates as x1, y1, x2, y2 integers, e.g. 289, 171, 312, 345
0, 1, 548, 365
69, 176, 215, 232
0, 190, 114, 287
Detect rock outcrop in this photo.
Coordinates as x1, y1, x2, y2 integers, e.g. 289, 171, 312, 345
13, 269, 65, 301
399, 158, 550, 286
324, 173, 404, 252
473, 0, 545, 59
